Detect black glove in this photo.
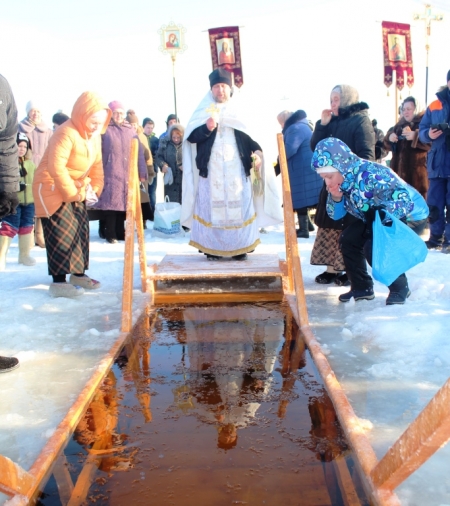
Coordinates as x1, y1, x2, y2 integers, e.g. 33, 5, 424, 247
274, 160, 280, 177
0, 192, 19, 220
375, 140, 383, 160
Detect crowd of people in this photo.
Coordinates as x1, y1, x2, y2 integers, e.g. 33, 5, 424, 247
1, 68, 449, 373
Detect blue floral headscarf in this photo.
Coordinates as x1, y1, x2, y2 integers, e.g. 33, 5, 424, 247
311, 137, 428, 221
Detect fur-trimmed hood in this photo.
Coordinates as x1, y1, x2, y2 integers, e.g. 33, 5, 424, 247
283, 110, 307, 133
168, 123, 184, 140
336, 102, 370, 120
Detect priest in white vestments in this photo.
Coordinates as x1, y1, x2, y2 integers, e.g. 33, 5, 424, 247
181, 68, 282, 260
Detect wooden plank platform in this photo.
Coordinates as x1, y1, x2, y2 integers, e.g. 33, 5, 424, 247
149, 254, 285, 304
151, 254, 283, 280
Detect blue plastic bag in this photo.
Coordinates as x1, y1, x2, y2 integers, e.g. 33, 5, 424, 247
372, 210, 428, 286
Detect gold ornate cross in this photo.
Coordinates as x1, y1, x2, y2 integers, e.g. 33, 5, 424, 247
206, 103, 220, 117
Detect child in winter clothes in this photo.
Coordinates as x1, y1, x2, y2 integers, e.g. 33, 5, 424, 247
0, 133, 36, 271
311, 137, 428, 305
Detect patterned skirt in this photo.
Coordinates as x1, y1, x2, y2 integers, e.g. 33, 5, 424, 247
310, 227, 345, 271
42, 202, 89, 276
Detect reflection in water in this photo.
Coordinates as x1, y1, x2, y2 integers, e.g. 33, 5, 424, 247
179, 306, 281, 451
38, 303, 367, 506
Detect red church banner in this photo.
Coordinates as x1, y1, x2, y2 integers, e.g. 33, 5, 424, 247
382, 21, 414, 91
208, 26, 244, 88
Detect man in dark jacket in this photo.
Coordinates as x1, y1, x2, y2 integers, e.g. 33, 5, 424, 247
143, 118, 159, 219
0, 74, 20, 373
419, 70, 450, 253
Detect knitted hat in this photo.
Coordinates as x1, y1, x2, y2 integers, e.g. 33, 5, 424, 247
142, 117, 154, 127
331, 85, 360, 108
166, 114, 179, 125
17, 132, 31, 152
126, 109, 139, 124
26, 101, 39, 114
108, 100, 125, 112
209, 68, 232, 88
52, 112, 69, 126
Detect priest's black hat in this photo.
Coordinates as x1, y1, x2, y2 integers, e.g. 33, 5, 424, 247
209, 68, 232, 88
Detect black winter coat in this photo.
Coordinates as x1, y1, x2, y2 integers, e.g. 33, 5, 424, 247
310, 102, 375, 229
156, 139, 183, 204
188, 124, 261, 178
0, 74, 19, 194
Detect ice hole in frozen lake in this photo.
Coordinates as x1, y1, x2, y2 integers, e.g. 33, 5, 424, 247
38, 302, 368, 506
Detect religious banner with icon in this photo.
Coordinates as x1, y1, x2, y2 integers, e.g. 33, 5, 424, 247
382, 21, 414, 92
208, 26, 244, 88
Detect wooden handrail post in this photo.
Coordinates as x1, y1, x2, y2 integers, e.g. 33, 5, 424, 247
277, 133, 309, 326
371, 376, 450, 491
277, 134, 294, 293
134, 174, 148, 292
121, 139, 139, 332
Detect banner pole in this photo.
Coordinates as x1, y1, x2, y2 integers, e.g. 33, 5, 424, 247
172, 54, 177, 120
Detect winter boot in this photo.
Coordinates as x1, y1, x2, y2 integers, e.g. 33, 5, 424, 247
296, 215, 309, 239
425, 234, 443, 250
69, 274, 101, 290
98, 220, 106, 239
339, 287, 375, 302
307, 213, 315, 232
232, 253, 247, 261
0, 356, 19, 373
0, 235, 12, 271
49, 282, 85, 298
34, 218, 46, 248
386, 274, 411, 305
18, 233, 36, 266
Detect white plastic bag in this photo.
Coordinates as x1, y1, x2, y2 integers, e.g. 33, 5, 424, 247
85, 184, 98, 207
152, 196, 184, 238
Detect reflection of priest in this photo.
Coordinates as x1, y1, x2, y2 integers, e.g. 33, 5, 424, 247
179, 306, 283, 449
181, 68, 282, 260
218, 41, 234, 65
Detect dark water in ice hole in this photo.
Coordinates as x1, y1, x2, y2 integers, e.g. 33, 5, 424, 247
38, 302, 368, 506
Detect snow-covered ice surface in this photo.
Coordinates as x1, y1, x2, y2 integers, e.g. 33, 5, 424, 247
1, 209, 449, 505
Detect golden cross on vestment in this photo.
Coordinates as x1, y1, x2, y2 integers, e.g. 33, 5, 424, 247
206, 103, 220, 116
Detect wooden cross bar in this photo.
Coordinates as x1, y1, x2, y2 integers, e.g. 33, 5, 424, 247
371, 376, 450, 490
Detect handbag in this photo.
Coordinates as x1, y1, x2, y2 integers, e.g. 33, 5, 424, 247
152, 196, 183, 238
372, 210, 428, 286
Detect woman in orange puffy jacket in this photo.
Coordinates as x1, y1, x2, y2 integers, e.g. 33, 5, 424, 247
33, 91, 111, 298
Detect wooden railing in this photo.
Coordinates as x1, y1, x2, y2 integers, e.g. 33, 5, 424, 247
121, 138, 149, 332
277, 132, 450, 505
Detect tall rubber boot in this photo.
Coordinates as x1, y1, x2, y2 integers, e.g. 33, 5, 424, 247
34, 218, 46, 248
307, 212, 315, 232
296, 215, 309, 238
0, 236, 12, 271
18, 233, 36, 266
